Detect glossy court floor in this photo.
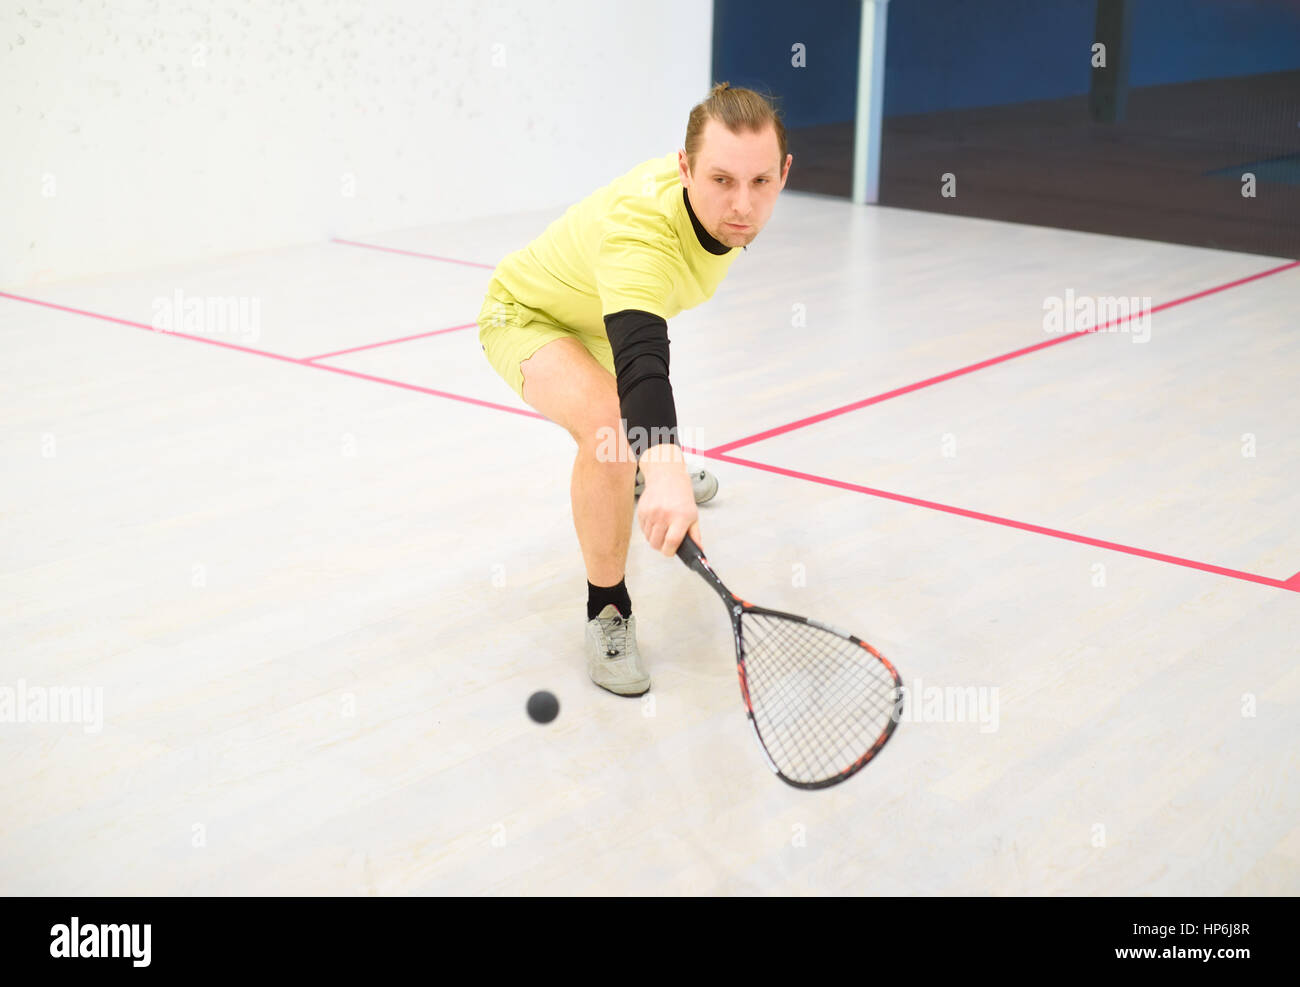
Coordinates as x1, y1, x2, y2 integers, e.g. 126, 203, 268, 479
2, 190, 1298, 894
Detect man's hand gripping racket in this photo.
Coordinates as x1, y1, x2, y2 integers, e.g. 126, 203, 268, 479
675, 533, 904, 789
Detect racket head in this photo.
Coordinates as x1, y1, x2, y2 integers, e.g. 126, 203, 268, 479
728, 600, 904, 790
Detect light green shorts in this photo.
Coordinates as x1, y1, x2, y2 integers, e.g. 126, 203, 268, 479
477, 279, 615, 400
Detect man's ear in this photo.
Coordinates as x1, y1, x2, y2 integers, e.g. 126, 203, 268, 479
778, 153, 793, 189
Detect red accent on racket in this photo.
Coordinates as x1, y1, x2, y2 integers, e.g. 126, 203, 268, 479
676, 533, 903, 789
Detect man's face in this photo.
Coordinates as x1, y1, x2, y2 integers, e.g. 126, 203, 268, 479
679, 118, 792, 249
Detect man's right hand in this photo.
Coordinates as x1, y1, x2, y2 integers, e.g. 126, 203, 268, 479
637, 443, 702, 557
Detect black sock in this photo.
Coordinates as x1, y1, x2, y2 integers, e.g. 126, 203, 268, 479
587, 578, 631, 620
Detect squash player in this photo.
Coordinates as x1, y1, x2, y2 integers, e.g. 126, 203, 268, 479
478, 82, 792, 696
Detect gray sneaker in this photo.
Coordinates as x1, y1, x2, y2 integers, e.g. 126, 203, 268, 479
585, 604, 650, 696
634, 465, 719, 504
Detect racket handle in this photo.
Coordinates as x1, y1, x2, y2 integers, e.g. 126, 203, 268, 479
676, 532, 706, 567
676, 532, 736, 607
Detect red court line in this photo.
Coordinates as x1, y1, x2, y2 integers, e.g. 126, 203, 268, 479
331, 237, 495, 269
5, 289, 1293, 593
704, 259, 1300, 456
701, 451, 1298, 593
303, 322, 476, 362
0, 291, 542, 421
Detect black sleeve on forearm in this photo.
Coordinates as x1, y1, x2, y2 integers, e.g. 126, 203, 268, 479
603, 309, 678, 458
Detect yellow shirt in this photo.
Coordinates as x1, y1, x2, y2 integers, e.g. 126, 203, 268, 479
490, 152, 741, 332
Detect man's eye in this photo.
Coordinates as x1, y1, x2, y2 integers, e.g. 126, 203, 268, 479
714, 177, 727, 183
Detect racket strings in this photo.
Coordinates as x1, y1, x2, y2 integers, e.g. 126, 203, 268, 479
738, 610, 901, 785
745, 618, 898, 781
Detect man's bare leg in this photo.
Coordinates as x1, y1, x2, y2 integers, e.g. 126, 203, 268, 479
519, 337, 635, 586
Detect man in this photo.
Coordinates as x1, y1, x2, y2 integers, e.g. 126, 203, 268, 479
477, 82, 792, 697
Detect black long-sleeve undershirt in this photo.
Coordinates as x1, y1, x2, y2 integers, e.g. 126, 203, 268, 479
604, 309, 676, 458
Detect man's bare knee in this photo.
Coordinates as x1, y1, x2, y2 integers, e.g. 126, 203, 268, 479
575, 406, 636, 470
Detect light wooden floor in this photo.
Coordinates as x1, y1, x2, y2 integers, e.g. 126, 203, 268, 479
2, 193, 1298, 895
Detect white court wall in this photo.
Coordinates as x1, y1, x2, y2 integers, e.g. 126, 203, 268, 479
0, 0, 713, 286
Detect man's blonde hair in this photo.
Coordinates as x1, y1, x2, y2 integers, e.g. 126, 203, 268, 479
684, 81, 788, 174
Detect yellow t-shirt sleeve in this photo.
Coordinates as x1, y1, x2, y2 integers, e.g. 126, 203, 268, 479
594, 207, 678, 322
